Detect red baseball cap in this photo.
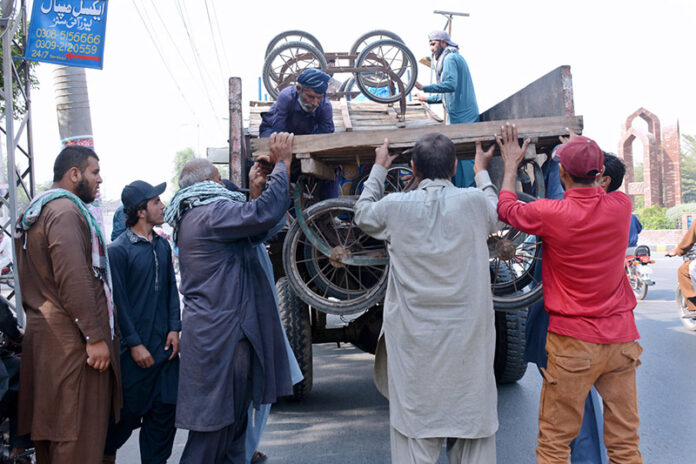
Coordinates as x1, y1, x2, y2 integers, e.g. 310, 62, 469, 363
557, 136, 604, 178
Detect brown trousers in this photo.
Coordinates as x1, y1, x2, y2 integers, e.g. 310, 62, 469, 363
537, 332, 643, 464
678, 261, 696, 309
34, 367, 112, 464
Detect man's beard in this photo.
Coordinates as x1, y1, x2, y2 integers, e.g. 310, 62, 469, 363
298, 96, 318, 113
433, 44, 445, 59
75, 177, 96, 203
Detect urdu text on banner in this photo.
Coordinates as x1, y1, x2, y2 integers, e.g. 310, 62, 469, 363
25, 0, 108, 70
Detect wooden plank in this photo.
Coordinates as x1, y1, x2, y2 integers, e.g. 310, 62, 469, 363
251, 115, 583, 157
300, 158, 336, 180
340, 98, 353, 132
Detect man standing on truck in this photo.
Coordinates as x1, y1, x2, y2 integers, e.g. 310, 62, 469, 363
165, 134, 294, 462
497, 124, 642, 463
354, 134, 499, 463
14, 146, 121, 463
414, 30, 479, 188
259, 68, 335, 137
103, 180, 181, 464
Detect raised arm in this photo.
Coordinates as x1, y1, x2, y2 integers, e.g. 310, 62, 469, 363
354, 139, 398, 240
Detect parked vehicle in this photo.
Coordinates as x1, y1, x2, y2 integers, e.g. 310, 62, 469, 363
625, 245, 654, 300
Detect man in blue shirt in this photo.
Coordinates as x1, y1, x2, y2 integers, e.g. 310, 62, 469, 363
104, 180, 181, 464
259, 69, 335, 138
414, 30, 479, 188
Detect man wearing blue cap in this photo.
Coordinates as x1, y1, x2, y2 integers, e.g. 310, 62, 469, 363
415, 30, 479, 189
104, 180, 181, 464
259, 68, 335, 137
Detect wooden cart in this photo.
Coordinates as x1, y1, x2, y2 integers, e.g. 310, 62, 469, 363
237, 65, 581, 400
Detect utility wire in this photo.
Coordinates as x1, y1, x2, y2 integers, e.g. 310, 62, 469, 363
130, 0, 199, 121
203, 0, 229, 89
146, 0, 200, 96
208, 0, 232, 77
173, 0, 222, 129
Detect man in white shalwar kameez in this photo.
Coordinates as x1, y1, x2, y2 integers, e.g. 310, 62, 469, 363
354, 133, 499, 464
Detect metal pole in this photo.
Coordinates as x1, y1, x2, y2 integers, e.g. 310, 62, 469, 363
228, 77, 245, 187
3, 0, 23, 324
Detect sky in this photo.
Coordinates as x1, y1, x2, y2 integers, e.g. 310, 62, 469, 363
20, 0, 696, 202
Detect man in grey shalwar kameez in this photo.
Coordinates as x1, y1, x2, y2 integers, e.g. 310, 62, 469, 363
164, 133, 295, 463
354, 134, 500, 464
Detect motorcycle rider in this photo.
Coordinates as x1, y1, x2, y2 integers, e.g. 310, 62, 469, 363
666, 220, 696, 310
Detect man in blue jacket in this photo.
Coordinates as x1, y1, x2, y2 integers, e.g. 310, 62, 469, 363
415, 30, 479, 188
104, 180, 181, 464
259, 69, 335, 138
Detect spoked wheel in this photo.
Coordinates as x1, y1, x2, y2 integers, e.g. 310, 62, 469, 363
263, 41, 328, 99
265, 30, 324, 58
349, 165, 414, 195
489, 192, 543, 310
283, 197, 389, 315
676, 286, 696, 331
354, 39, 417, 103
350, 30, 404, 66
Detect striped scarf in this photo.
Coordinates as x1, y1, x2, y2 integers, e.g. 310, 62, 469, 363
16, 188, 114, 338
164, 181, 246, 244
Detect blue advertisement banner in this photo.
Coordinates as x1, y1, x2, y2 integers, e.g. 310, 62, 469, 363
24, 0, 108, 69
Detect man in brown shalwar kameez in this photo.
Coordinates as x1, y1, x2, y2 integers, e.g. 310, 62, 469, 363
14, 146, 121, 464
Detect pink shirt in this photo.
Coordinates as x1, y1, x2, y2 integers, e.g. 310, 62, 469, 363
497, 188, 639, 344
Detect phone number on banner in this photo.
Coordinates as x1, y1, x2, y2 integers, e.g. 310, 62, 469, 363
30, 28, 101, 58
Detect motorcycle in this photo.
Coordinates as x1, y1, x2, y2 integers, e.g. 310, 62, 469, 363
625, 245, 655, 300
674, 251, 696, 331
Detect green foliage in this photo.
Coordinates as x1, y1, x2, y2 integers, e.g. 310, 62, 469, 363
171, 148, 196, 189
666, 202, 696, 229
682, 134, 696, 203
633, 162, 644, 183
634, 204, 675, 230
0, 24, 39, 117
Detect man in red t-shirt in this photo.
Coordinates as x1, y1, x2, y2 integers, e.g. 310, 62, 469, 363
496, 124, 643, 464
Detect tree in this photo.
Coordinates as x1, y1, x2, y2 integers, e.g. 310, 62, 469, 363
0, 14, 39, 117
682, 134, 696, 203
171, 148, 196, 189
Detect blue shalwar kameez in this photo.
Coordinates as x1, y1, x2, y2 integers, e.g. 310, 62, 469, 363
174, 163, 294, 463
105, 228, 181, 463
422, 48, 480, 189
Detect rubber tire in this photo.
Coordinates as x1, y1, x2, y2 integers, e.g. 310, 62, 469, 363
262, 41, 328, 100
265, 30, 324, 58
632, 277, 648, 301
354, 39, 417, 103
491, 192, 543, 310
276, 277, 313, 400
494, 306, 528, 384
282, 197, 389, 315
349, 30, 405, 64
676, 286, 696, 331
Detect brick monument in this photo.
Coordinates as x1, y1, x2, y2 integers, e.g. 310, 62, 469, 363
618, 107, 681, 208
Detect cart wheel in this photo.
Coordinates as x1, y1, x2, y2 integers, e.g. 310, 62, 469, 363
349, 30, 404, 66
276, 277, 313, 400
349, 165, 414, 195
263, 41, 328, 100
283, 197, 389, 315
354, 39, 417, 104
494, 305, 528, 384
489, 192, 544, 310
265, 30, 324, 58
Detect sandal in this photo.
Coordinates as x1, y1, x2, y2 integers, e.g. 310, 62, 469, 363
251, 450, 268, 463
